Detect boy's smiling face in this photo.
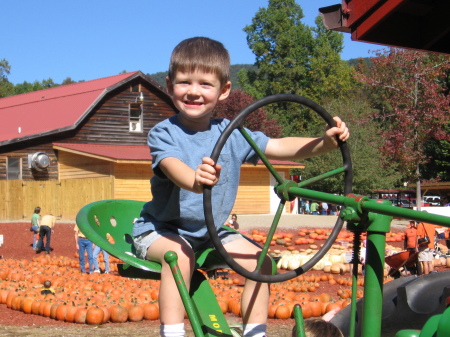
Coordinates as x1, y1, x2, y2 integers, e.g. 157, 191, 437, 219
167, 70, 231, 131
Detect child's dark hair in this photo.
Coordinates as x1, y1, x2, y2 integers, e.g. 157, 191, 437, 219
168, 37, 230, 87
34, 206, 41, 214
43, 280, 51, 288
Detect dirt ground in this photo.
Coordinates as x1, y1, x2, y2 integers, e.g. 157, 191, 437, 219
0, 219, 416, 336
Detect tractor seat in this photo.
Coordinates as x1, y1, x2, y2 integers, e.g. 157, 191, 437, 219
75, 199, 233, 279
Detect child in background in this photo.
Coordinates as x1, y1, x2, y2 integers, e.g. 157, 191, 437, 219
41, 280, 55, 295
31, 206, 41, 250
133, 37, 349, 337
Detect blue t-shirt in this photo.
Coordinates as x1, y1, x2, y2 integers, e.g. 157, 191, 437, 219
132, 115, 269, 241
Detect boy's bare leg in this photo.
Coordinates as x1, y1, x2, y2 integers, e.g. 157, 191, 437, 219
146, 236, 195, 325
225, 239, 271, 324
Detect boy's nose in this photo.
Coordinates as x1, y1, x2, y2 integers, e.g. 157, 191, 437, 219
187, 84, 200, 96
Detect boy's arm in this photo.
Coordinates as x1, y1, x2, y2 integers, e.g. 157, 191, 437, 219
265, 117, 349, 160
159, 156, 221, 194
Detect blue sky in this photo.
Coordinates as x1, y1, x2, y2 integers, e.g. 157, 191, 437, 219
2, 1, 381, 85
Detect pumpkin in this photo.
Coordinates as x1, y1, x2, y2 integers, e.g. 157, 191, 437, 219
55, 304, 68, 321
65, 305, 78, 323
110, 304, 128, 323
274, 304, 291, 319
86, 306, 105, 325
21, 298, 34, 314
128, 304, 144, 322
74, 307, 88, 324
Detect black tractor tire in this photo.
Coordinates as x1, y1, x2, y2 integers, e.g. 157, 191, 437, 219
331, 271, 450, 337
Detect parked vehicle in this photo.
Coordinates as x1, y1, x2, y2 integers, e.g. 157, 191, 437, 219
424, 196, 441, 206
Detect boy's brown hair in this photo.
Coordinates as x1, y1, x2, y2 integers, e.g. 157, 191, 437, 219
168, 37, 230, 87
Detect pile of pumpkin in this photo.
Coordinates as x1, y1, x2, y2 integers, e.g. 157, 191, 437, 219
210, 273, 365, 319
247, 228, 407, 275
0, 253, 369, 323
0, 256, 161, 324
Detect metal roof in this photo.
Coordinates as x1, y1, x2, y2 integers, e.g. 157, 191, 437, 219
53, 142, 304, 167
320, 0, 450, 55
53, 143, 151, 162
0, 71, 160, 146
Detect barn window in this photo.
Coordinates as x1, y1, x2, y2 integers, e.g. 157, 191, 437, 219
7, 157, 21, 180
129, 103, 143, 133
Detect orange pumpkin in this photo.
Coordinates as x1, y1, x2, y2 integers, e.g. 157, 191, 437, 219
128, 304, 144, 322
274, 304, 291, 319
142, 302, 160, 320
86, 306, 105, 325
74, 307, 88, 324
65, 305, 78, 323
110, 304, 128, 323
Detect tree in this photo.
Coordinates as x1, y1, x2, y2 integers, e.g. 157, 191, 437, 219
240, 0, 355, 137
356, 48, 450, 205
422, 124, 450, 181
306, 17, 354, 102
14, 78, 59, 95
0, 58, 13, 97
61, 77, 77, 85
241, 0, 314, 99
298, 93, 402, 195
213, 89, 282, 138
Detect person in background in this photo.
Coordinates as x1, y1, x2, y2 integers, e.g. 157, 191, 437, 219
35, 214, 55, 254
329, 204, 338, 215
292, 308, 343, 337
310, 201, 319, 215
417, 218, 437, 274
321, 202, 329, 215
41, 280, 55, 296
292, 318, 343, 337
30, 206, 41, 250
404, 220, 418, 253
304, 200, 310, 214
93, 244, 110, 274
227, 214, 240, 230
74, 224, 95, 274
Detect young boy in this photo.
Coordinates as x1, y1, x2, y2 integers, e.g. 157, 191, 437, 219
133, 37, 349, 337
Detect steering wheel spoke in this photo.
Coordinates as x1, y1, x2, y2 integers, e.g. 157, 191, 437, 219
297, 166, 347, 188
204, 94, 353, 283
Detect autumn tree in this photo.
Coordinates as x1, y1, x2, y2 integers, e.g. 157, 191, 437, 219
356, 48, 450, 205
213, 89, 282, 138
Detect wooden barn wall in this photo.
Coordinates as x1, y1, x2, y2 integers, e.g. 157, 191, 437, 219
57, 151, 112, 179
0, 165, 293, 221
230, 167, 291, 215
0, 143, 59, 181
114, 163, 153, 201
63, 81, 175, 145
0, 178, 113, 221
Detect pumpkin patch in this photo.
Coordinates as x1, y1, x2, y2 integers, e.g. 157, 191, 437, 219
1, 224, 447, 327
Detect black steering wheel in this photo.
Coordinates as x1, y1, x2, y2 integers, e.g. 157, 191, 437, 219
203, 94, 352, 283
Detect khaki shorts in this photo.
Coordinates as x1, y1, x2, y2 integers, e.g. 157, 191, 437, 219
133, 228, 243, 260
418, 247, 434, 262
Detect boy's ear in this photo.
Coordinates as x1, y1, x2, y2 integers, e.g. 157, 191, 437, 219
218, 81, 232, 101
166, 77, 174, 95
